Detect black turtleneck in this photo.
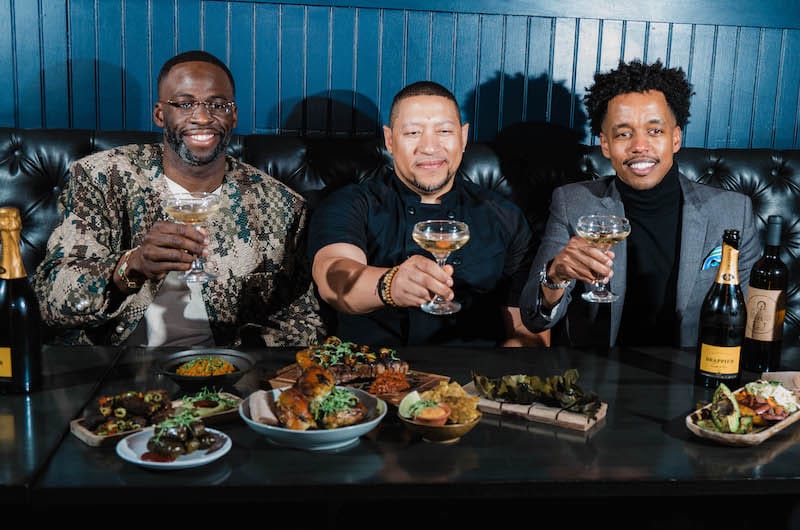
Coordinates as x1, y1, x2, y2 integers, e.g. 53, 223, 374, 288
616, 164, 682, 346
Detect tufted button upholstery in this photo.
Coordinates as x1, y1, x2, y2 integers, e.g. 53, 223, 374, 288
1, 127, 798, 346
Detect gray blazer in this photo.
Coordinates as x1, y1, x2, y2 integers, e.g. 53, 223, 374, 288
520, 171, 760, 348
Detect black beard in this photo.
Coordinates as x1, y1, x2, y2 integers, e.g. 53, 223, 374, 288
408, 172, 454, 194
164, 127, 230, 166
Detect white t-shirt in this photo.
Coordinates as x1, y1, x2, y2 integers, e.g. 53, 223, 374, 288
127, 179, 219, 347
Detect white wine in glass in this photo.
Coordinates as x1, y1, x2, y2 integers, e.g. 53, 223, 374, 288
163, 191, 222, 283
412, 219, 470, 315
575, 214, 631, 303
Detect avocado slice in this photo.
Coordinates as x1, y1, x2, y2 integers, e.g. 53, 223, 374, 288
710, 383, 740, 433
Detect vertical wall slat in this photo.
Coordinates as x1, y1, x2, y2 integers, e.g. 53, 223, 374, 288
253, 2, 280, 133
41, 0, 69, 128
97, 0, 124, 130
15, 0, 43, 127
68, 0, 97, 129
354, 8, 382, 130
228, 3, 255, 134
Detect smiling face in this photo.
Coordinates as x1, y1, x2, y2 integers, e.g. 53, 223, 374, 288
599, 90, 682, 190
383, 95, 469, 203
153, 61, 237, 184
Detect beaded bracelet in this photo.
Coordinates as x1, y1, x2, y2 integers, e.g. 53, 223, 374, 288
117, 246, 143, 290
377, 265, 400, 307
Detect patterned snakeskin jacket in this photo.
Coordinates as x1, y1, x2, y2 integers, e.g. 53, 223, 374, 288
33, 143, 326, 347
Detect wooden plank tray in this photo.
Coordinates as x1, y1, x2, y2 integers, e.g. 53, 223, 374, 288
268, 363, 450, 407
462, 381, 607, 432
70, 392, 242, 447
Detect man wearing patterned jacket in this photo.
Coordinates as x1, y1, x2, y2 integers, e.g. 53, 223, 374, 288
33, 50, 325, 347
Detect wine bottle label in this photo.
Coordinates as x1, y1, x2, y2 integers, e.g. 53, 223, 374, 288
698, 344, 741, 375
745, 287, 785, 341
0, 347, 12, 377
0, 414, 13, 441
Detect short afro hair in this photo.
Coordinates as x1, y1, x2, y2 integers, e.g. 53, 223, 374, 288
388, 81, 461, 127
583, 59, 693, 137
157, 50, 235, 96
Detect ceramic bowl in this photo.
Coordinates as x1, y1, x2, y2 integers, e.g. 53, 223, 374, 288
157, 349, 255, 392
398, 410, 483, 443
239, 387, 387, 451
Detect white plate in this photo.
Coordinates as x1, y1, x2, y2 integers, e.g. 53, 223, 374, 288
240, 387, 387, 451
115, 427, 232, 469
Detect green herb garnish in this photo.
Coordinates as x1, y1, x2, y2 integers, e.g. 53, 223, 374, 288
152, 410, 200, 443
407, 400, 439, 418
180, 386, 238, 409
310, 387, 358, 421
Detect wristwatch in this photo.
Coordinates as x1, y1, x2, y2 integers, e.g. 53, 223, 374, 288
539, 261, 574, 290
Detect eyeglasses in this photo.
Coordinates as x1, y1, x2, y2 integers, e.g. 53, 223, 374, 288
160, 99, 236, 116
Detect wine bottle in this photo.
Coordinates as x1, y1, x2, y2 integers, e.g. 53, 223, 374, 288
695, 229, 747, 389
0, 206, 43, 394
742, 215, 788, 373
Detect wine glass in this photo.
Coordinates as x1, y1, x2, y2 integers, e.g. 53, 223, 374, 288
575, 214, 631, 303
412, 220, 470, 315
163, 191, 222, 283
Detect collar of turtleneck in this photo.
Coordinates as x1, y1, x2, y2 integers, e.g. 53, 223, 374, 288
615, 163, 681, 213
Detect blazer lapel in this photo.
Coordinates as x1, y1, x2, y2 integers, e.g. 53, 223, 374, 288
676, 178, 712, 313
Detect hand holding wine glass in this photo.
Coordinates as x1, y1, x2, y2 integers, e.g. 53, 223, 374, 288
163, 192, 222, 283
412, 220, 470, 315
575, 214, 631, 303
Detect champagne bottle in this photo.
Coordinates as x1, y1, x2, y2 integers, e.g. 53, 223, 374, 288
0, 206, 43, 394
695, 229, 747, 389
742, 215, 787, 373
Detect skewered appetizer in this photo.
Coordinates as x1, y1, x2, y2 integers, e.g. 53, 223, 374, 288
295, 336, 409, 384
275, 364, 368, 431
144, 411, 226, 462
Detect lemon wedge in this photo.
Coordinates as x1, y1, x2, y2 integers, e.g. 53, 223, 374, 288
398, 390, 421, 419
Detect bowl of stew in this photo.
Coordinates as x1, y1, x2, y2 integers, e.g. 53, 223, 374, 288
157, 349, 256, 392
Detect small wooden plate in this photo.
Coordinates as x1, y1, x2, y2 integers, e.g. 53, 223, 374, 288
70, 392, 242, 447
685, 386, 800, 447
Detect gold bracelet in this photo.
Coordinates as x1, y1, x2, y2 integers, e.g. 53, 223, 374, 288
117, 246, 142, 290
378, 265, 400, 307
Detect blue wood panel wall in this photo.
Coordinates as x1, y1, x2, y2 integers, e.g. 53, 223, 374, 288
2, 0, 799, 148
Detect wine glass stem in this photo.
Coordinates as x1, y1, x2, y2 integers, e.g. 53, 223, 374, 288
189, 223, 206, 273
432, 256, 448, 304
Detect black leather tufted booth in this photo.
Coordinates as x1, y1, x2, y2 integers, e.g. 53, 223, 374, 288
1, 127, 798, 346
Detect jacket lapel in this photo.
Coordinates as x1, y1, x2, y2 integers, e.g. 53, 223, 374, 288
676, 176, 711, 314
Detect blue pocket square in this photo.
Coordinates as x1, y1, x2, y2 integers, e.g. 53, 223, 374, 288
702, 245, 722, 270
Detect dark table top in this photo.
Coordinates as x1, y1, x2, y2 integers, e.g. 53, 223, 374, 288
8, 343, 800, 526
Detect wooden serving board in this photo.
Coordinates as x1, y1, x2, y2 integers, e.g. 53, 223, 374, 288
461, 381, 607, 432
268, 363, 450, 407
685, 384, 800, 447
70, 392, 242, 447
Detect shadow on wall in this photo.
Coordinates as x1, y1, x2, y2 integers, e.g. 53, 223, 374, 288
468, 72, 590, 250
281, 89, 381, 138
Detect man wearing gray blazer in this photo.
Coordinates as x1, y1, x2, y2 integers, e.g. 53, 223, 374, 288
520, 59, 760, 348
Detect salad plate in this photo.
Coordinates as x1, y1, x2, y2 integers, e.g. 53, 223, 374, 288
115, 427, 231, 470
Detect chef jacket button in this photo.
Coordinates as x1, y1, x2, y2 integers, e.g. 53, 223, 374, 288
452, 257, 462, 265
115, 324, 125, 334
75, 299, 89, 311
407, 206, 416, 215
